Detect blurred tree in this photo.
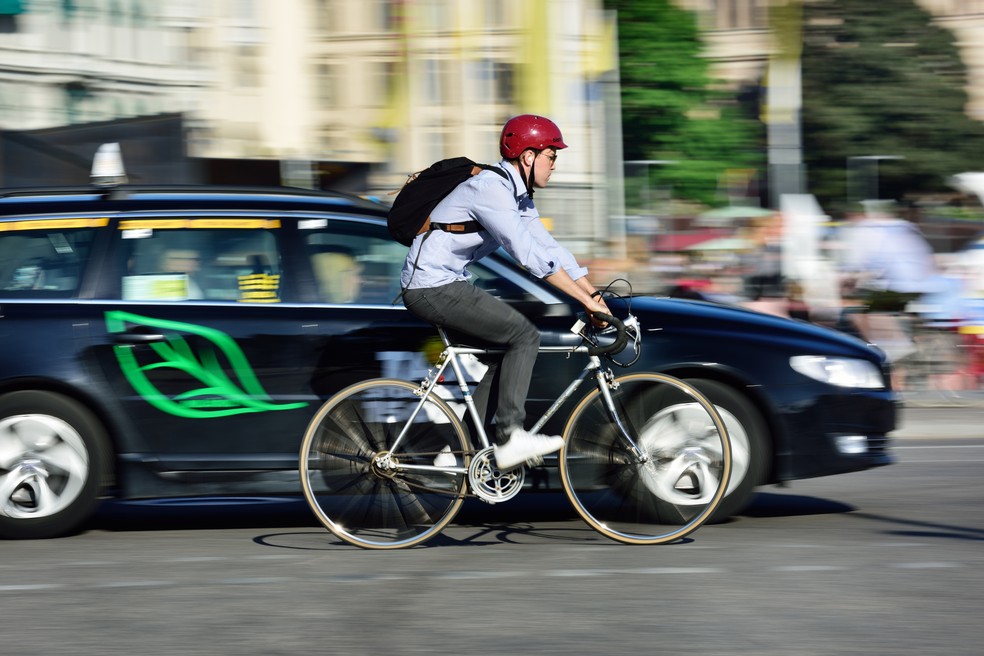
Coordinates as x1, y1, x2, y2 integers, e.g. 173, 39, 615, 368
604, 0, 763, 207
802, 0, 984, 215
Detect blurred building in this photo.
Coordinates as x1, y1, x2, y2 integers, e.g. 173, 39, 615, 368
300, 0, 621, 254
918, 0, 984, 122
674, 0, 772, 89
675, 0, 984, 123
5, 1, 983, 255
0, 1, 620, 254
0, 1, 208, 127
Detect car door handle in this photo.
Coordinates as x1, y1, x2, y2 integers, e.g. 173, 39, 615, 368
112, 332, 167, 344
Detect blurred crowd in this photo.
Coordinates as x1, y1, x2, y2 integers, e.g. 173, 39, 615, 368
584, 200, 984, 393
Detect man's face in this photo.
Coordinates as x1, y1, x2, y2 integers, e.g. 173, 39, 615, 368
163, 250, 200, 274
524, 148, 558, 189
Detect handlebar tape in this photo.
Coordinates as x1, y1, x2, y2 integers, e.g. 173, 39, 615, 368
585, 312, 628, 356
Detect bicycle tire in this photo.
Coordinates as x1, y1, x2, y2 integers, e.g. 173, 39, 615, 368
299, 378, 470, 549
560, 373, 731, 545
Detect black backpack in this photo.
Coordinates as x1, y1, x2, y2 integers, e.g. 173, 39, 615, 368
387, 157, 509, 246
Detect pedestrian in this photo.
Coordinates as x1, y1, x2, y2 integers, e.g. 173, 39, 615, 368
400, 114, 609, 469
839, 199, 941, 311
838, 200, 944, 365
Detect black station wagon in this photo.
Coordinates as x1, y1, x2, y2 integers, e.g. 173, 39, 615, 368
0, 156, 897, 539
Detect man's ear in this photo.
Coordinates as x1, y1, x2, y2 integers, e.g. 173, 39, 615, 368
522, 149, 536, 167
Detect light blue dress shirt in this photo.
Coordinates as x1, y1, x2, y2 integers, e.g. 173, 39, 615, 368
400, 160, 587, 289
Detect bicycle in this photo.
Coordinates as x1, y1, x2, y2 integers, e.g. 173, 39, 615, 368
299, 292, 732, 549
894, 317, 984, 408
841, 301, 984, 407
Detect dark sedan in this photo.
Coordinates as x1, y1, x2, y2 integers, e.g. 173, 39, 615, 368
0, 180, 895, 539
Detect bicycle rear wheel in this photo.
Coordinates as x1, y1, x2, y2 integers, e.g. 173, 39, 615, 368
560, 373, 731, 544
299, 378, 470, 549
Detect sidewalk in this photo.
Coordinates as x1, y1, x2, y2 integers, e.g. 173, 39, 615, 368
893, 400, 984, 440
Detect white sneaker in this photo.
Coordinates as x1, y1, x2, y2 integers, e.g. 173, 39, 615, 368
433, 445, 458, 467
494, 429, 565, 470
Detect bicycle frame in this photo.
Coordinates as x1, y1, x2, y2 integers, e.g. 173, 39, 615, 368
383, 327, 647, 476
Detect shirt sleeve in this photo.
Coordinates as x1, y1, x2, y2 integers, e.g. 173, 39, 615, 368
469, 175, 560, 279
521, 214, 588, 280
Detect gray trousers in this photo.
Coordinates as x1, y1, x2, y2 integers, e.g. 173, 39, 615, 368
402, 281, 539, 441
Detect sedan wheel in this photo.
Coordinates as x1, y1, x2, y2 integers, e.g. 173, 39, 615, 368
0, 391, 110, 539
685, 379, 770, 520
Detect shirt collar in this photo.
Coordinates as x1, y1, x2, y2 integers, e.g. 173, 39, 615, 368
497, 159, 527, 201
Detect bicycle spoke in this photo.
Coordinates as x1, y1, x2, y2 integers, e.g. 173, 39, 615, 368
300, 379, 469, 549
561, 374, 731, 544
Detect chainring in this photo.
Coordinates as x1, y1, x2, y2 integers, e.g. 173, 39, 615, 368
467, 446, 525, 503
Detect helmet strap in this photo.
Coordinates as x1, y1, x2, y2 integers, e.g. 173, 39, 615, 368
523, 149, 539, 198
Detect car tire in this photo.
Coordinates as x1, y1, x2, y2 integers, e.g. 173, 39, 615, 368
0, 391, 110, 539
685, 379, 770, 521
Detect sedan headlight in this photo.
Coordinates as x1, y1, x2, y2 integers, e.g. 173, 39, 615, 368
790, 356, 885, 389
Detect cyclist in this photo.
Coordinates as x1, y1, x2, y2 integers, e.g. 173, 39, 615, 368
400, 114, 608, 469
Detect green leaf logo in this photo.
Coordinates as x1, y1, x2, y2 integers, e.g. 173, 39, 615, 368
106, 310, 308, 419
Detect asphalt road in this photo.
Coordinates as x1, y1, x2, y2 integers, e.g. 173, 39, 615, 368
1, 406, 982, 656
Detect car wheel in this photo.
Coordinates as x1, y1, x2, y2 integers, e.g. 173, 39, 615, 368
0, 391, 110, 539
685, 379, 769, 520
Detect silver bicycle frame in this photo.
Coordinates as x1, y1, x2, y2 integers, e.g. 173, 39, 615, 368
385, 327, 646, 474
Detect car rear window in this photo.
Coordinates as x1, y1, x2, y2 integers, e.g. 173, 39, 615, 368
118, 218, 282, 303
0, 218, 103, 298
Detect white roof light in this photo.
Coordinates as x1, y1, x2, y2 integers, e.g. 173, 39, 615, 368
90, 143, 128, 187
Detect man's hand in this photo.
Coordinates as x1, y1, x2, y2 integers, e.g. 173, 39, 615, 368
586, 297, 610, 328
544, 270, 613, 327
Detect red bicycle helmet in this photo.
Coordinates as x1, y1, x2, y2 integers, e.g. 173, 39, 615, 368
499, 115, 568, 159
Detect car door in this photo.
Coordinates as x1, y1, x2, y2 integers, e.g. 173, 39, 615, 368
84, 212, 440, 473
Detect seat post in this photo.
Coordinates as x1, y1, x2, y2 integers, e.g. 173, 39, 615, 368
436, 326, 453, 348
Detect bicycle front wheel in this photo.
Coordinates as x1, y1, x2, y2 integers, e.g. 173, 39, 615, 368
299, 378, 470, 549
560, 373, 731, 545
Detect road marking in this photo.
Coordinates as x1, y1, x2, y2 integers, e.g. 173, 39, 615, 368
214, 577, 292, 585
0, 560, 971, 594
903, 459, 984, 463
635, 567, 723, 575
436, 570, 523, 580
68, 561, 118, 566
548, 569, 612, 577
894, 445, 984, 463
93, 580, 173, 588
896, 445, 984, 449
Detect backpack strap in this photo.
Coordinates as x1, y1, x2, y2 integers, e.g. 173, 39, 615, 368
415, 165, 509, 238
422, 218, 487, 236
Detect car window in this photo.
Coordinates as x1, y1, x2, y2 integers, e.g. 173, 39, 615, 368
301, 219, 406, 304
0, 218, 102, 298
119, 219, 282, 303
298, 218, 562, 307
